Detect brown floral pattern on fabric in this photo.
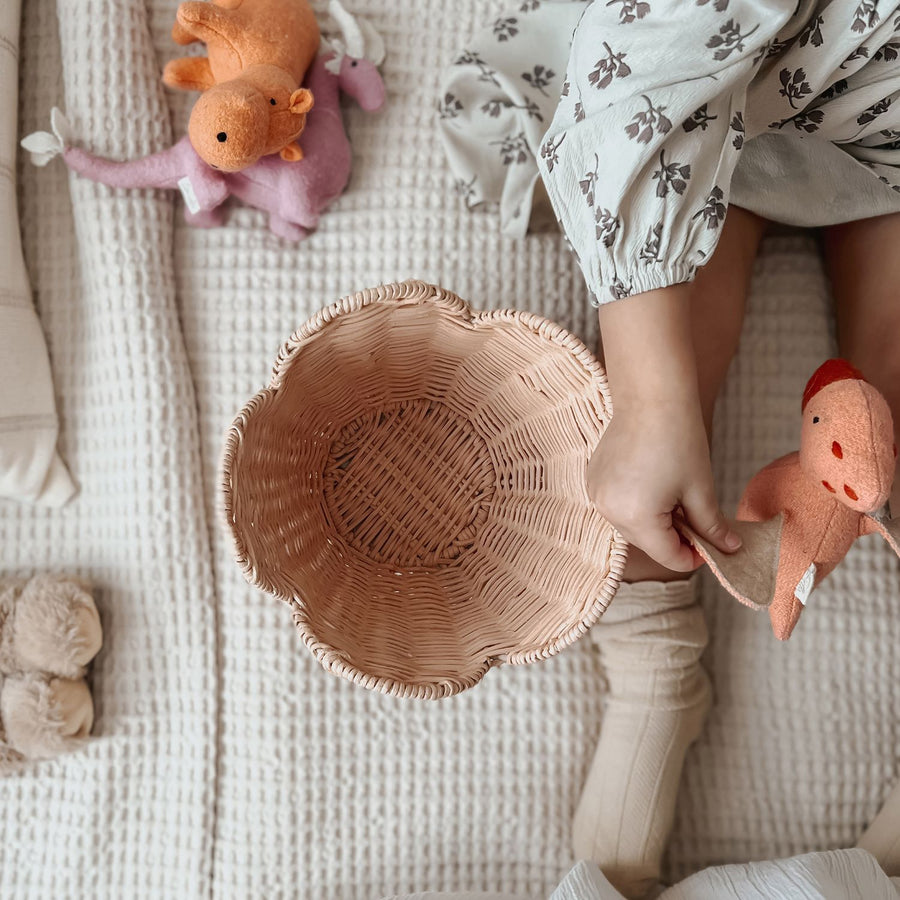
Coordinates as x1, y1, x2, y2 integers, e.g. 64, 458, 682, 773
531, 0, 900, 304
439, 0, 900, 292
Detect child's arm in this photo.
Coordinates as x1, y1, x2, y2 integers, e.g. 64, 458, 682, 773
588, 284, 742, 572
532, 0, 793, 571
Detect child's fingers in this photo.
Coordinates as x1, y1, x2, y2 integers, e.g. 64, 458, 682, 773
621, 516, 697, 573
682, 487, 742, 554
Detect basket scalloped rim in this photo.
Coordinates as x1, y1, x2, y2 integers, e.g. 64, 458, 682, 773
221, 280, 628, 699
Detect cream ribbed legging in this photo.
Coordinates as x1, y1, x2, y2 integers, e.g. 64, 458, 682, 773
573, 579, 711, 899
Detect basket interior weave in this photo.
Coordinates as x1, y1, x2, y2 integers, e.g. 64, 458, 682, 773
224, 283, 624, 697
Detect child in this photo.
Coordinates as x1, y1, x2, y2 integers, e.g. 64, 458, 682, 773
535, 1, 900, 896
442, 1, 900, 897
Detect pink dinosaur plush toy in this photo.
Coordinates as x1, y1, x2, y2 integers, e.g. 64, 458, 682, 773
21, 1, 385, 242
680, 359, 899, 641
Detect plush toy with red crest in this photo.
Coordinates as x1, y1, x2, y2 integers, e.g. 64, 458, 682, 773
680, 359, 899, 641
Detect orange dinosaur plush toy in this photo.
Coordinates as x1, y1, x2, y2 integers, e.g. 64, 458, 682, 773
163, 0, 320, 171
680, 359, 899, 641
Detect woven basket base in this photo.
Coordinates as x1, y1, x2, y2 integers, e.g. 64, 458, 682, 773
323, 398, 496, 569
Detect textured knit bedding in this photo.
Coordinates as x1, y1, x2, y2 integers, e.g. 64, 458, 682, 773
3, 0, 900, 897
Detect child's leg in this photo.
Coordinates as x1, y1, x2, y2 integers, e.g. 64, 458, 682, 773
573, 577, 709, 898
823, 213, 900, 514
825, 212, 900, 873
577, 207, 767, 898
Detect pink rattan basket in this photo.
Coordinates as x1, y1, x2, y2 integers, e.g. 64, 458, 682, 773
222, 281, 626, 698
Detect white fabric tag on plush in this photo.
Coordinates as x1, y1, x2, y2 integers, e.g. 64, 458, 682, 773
794, 563, 817, 606
178, 176, 200, 214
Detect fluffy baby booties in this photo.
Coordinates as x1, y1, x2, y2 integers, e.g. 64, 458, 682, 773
0, 576, 102, 760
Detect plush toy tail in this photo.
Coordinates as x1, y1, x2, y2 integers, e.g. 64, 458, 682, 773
20, 108, 72, 166
862, 514, 900, 557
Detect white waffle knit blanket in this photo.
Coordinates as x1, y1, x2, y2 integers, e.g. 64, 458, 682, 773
4, 0, 900, 898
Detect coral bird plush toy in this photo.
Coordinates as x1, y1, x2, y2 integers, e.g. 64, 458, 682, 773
163, 0, 320, 171
681, 359, 899, 641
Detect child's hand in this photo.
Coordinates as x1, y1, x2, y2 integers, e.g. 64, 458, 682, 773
593, 283, 742, 573
588, 400, 740, 573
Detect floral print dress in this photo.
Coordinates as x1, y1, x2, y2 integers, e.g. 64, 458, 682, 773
439, 0, 900, 304
439, 2, 589, 237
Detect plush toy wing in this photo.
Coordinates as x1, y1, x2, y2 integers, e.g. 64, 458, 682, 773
861, 515, 900, 557
676, 515, 785, 610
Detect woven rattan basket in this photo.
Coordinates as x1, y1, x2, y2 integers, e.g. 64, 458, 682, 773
222, 281, 626, 698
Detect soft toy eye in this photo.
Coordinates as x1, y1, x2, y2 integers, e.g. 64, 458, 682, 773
217, 132, 227, 143
270, 98, 277, 105
812, 416, 820, 423
351, 60, 358, 67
